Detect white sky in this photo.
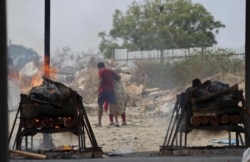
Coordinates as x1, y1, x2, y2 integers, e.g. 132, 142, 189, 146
7, 0, 246, 55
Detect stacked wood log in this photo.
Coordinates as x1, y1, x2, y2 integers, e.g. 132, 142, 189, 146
20, 76, 81, 132
23, 117, 75, 129
187, 81, 243, 127
189, 114, 242, 127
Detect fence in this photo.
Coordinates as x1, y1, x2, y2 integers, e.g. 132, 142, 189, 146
113, 46, 245, 67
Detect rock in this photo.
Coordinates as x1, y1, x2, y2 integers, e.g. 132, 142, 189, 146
126, 84, 139, 95
136, 84, 144, 95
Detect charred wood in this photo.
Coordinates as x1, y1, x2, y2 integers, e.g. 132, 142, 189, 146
220, 115, 230, 125
190, 116, 201, 126
200, 116, 210, 125
191, 84, 238, 104
210, 116, 220, 126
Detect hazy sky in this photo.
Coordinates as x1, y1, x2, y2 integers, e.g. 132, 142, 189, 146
7, 0, 246, 55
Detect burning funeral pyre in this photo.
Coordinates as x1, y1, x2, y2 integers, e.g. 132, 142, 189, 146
9, 76, 102, 159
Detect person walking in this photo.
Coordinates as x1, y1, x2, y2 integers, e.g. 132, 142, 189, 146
96, 62, 121, 127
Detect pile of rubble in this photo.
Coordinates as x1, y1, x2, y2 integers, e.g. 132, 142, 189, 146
53, 58, 244, 118
64, 59, 178, 117
11, 56, 245, 119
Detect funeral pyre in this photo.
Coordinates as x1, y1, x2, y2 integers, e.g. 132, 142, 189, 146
186, 80, 243, 128
10, 76, 102, 159
161, 79, 248, 155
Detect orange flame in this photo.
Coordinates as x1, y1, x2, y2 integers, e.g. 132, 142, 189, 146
31, 72, 43, 87
18, 56, 58, 94
63, 145, 73, 151
30, 56, 57, 87
43, 56, 57, 78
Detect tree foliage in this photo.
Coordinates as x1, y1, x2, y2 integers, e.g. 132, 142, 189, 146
99, 0, 225, 58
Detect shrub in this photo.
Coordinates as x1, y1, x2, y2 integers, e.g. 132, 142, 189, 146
134, 49, 244, 90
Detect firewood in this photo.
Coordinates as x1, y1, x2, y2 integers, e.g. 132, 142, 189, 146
42, 117, 54, 128
200, 116, 210, 125
10, 149, 47, 159
210, 116, 220, 126
24, 119, 35, 128
230, 114, 241, 124
34, 119, 43, 130
192, 99, 239, 112
54, 117, 64, 128
21, 103, 62, 119
192, 106, 242, 116
220, 115, 229, 124
190, 116, 201, 126
191, 84, 238, 104
64, 117, 75, 128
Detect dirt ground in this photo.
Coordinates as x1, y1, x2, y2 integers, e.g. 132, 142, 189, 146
86, 106, 230, 154
8, 104, 232, 156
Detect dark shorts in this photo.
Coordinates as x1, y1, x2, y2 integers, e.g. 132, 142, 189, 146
98, 90, 115, 107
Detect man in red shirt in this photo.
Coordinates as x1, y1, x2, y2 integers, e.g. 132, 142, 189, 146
96, 62, 120, 127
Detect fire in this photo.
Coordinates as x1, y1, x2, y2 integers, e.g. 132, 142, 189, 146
43, 56, 57, 80
29, 67, 58, 92
54, 145, 77, 151
31, 72, 43, 87
31, 61, 57, 87
63, 145, 73, 151
18, 56, 58, 94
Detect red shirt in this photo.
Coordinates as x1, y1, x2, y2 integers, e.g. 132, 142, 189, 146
98, 68, 116, 93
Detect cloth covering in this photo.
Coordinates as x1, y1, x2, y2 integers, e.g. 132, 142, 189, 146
110, 80, 128, 115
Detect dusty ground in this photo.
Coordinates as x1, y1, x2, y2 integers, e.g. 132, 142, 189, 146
88, 107, 168, 154
86, 107, 231, 155
8, 104, 232, 156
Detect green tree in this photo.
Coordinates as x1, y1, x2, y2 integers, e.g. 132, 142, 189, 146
99, 0, 225, 58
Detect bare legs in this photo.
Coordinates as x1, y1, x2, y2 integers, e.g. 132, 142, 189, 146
102, 101, 127, 126
97, 105, 103, 126
109, 113, 126, 125
109, 103, 119, 126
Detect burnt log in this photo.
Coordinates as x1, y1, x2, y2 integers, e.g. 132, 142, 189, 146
21, 99, 77, 119
42, 118, 54, 128
24, 119, 35, 129
200, 116, 210, 125
63, 117, 75, 128
191, 84, 238, 105
54, 117, 64, 128
34, 119, 43, 130
192, 99, 239, 112
210, 116, 220, 126
190, 116, 201, 126
230, 114, 241, 124
21, 103, 62, 119
220, 115, 230, 125
192, 106, 242, 117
